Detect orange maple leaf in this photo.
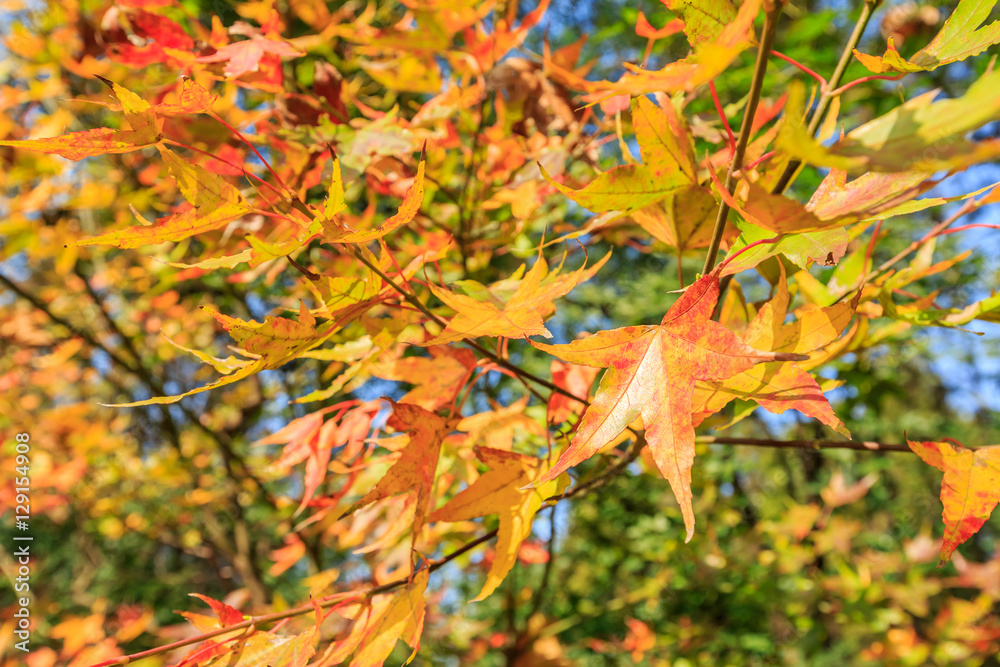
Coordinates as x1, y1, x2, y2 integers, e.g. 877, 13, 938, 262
425, 250, 610, 345
547, 360, 599, 425
430, 447, 557, 601
341, 403, 454, 541
531, 271, 806, 540
372, 345, 477, 411
323, 569, 429, 666
73, 145, 253, 248
320, 151, 426, 244
908, 439, 1000, 566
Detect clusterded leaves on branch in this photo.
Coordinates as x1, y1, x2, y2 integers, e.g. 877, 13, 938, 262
73, 145, 254, 248
321, 568, 429, 666
539, 95, 695, 214
776, 70, 1000, 173
340, 402, 455, 548
7, 0, 1000, 662
320, 151, 427, 244
109, 302, 351, 406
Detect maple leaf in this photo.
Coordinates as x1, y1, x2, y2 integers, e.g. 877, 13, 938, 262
430, 447, 559, 601
80, 79, 217, 116
73, 145, 253, 248
805, 168, 937, 221
195, 23, 304, 78
225, 631, 316, 667
255, 403, 376, 514
663, 0, 736, 47
152, 79, 218, 115
323, 569, 428, 666
341, 403, 453, 542
548, 360, 599, 425
711, 179, 847, 234
630, 185, 728, 254
458, 396, 546, 450
166, 235, 311, 271
599, 0, 761, 96
187, 593, 244, 627
878, 284, 1000, 331
720, 220, 848, 277
908, 439, 1000, 566
0, 78, 161, 160
372, 345, 477, 411
105, 8, 194, 68
531, 272, 807, 540
692, 270, 857, 436
853, 0, 1000, 74
635, 11, 684, 40
424, 251, 610, 345
776, 72, 1000, 173
540, 95, 694, 214
820, 469, 879, 509
542, 0, 759, 99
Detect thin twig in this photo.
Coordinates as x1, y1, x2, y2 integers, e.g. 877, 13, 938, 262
698, 436, 911, 452
527, 505, 559, 618
209, 111, 297, 200
702, 4, 783, 275
828, 72, 905, 96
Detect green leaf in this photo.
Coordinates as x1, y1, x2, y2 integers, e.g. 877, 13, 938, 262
777, 72, 1000, 173
854, 0, 1000, 73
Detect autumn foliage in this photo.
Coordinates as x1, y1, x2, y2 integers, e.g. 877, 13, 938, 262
2, 0, 1000, 664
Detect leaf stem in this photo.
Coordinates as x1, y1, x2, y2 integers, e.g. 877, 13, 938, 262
840, 197, 980, 301
709, 80, 737, 158
702, 4, 783, 275
209, 111, 298, 200
828, 72, 905, 96
716, 233, 784, 274
770, 50, 827, 88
